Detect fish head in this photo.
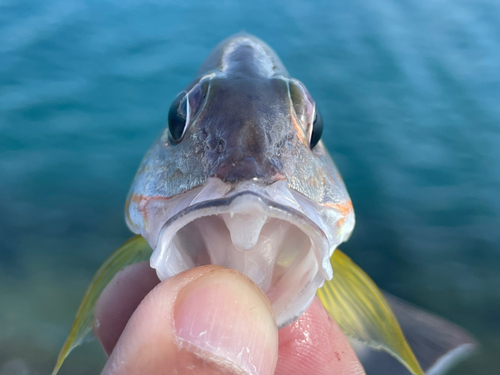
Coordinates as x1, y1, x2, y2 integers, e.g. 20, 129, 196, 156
125, 34, 355, 327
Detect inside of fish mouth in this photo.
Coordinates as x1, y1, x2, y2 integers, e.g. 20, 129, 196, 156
151, 195, 325, 327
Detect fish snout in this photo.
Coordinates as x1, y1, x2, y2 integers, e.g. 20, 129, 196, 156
210, 149, 284, 184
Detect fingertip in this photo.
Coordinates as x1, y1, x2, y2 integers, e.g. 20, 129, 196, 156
174, 268, 278, 375
276, 297, 365, 375
102, 266, 279, 375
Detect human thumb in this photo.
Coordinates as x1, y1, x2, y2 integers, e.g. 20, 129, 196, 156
99, 265, 278, 375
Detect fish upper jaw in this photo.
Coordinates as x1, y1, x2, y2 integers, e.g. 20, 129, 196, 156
126, 178, 354, 328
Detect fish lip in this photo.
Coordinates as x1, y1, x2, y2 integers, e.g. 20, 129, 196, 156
149, 185, 333, 328
162, 190, 327, 241
152, 189, 331, 279
129, 178, 351, 328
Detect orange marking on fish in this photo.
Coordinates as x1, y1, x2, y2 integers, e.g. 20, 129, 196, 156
323, 200, 353, 230
129, 194, 170, 229
290, 111, 308, 145
322, 200, 353, 217
337, 218, 345, 228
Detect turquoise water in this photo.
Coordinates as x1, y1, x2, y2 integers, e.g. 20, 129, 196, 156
1, 0, 499, 373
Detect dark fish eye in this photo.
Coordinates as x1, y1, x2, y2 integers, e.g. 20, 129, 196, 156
288, 80, 311, 126
310, 108, 323, 149
168, 92, 189, 143
168, 80, 210, 144
188, 80, 209, 117
288, 79, 321, 149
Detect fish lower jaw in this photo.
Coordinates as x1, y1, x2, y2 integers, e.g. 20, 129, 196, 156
150, 193, 330, 328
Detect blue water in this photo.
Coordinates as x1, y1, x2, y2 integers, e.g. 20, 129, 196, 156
1, 0, 499, 373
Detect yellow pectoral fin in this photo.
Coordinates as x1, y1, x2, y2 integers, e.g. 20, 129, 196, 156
52, 235, 153, 375
317, 250, 425, 375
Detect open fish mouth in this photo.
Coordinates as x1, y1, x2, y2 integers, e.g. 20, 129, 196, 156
128, 178, 353, 327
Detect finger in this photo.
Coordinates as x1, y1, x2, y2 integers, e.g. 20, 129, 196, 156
95, 264, 365, 375
94, 261, 160, 355
276, 297, 366, 375
99, 265, 278, 375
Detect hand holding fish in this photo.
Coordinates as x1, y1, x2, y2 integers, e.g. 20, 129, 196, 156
94, 263, 364, 375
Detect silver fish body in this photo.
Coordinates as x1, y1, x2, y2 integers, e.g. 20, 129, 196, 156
126, 33, 355, 327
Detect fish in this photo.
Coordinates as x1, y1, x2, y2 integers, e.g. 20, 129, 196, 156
52, 33, 476, 375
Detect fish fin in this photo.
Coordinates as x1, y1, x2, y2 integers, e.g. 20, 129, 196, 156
317, 249, 425, 375
52, 235, 153, 375
354, 293, 477, 375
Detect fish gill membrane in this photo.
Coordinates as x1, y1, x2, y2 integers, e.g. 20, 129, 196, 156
52, 33, 476, 374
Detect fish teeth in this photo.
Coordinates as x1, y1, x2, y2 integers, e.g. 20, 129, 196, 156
222, 212, 267, 251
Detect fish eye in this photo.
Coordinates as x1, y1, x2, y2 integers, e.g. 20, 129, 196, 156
168, 92, 189, 143
288, 79, 321, 149
310, 108, 323, 149
288, 80, 312, 126
168, 80, 210, 144
188, 79, 209, 117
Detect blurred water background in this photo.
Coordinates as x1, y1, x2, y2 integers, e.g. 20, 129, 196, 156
1, 0, 499, 374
